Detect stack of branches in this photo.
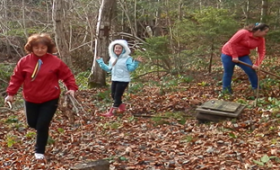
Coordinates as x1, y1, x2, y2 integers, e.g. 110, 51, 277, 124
59, 94, 89, 124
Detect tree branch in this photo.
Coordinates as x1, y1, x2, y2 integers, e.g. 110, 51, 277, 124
0, 107, 15, 113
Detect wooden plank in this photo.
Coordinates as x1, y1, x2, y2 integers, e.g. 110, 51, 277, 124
196, 112, 231, 123
196, 104, 246, 118
201, 100, 241, 113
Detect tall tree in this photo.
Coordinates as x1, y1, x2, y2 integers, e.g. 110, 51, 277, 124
88, 0, 116, 87
52, 0, 72, 68
261, 0, 268, 23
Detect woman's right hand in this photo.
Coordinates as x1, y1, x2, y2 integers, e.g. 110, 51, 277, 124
5, 95, 14, 104
232, 58, 239, 63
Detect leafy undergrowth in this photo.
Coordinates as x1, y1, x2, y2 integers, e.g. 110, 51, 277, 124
1, 69, 280, 170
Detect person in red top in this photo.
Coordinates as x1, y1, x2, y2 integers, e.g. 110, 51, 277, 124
221, 23, 269, 94
5, 33, 78, 160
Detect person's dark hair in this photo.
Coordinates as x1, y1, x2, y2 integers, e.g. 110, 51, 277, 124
24, 33, 57, 54
244, 23, 269, 32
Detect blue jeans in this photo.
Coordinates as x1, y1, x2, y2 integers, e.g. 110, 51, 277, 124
221, 54, 258, 93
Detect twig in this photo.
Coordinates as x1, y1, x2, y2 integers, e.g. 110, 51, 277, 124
133, 113, 193, 118
67, 94, 88, 115
0, 63, 17, 65
0, 78, 8, 84
0, 107, 15, 113
67, 94, 79, 116
254, 70, 260, 107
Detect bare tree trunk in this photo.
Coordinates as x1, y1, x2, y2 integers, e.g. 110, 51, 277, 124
0, 0, 11, 56
134, 0, 137, 36
217, 0, 223, 9
276, 7, 280, 29
199, 0, 202, 13
119, 0, 136, 35
245, 0, 250, 25
21, 0, 28, 38
261, 0, 268, 23
88, 0, 116, 87
52, 0, 72, 68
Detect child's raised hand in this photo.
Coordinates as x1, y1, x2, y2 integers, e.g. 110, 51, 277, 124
96, 56, 101, 60
135, 56, 143, 62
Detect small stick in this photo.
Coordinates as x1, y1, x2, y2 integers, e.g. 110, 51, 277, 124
67, 94, 88, 115
254, 70, 260, 107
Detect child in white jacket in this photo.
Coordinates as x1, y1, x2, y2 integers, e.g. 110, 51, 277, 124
96, 39, 143, 117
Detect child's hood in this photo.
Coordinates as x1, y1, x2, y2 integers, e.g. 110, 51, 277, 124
108, 39, 131, 60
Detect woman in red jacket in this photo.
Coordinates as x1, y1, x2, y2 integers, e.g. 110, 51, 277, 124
5, 33, 78, 160
221, 23, 269, 94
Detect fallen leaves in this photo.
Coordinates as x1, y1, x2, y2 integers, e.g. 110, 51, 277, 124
1, 70, 280, 169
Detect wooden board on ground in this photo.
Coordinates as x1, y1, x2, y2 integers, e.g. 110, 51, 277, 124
195, 100, 246, 123
200, 100, 241, 113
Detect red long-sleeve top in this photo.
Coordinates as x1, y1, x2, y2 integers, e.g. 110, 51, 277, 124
7, 53, 78, 103
222, 29, 266, 66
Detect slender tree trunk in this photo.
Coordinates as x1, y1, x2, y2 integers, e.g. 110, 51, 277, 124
261, 0, 268, 23
217, 0, 223, 9
119, 0, 136, 35
134, 0, 137, 36
1, 0, 11, 56
22, 0, 28, 38
52, 0, 72, 68
208, 42, 214, 73
154, 0, 160, 36
88, 0, 116, 87
245, 0, 250, 25
276, 8, 280, 29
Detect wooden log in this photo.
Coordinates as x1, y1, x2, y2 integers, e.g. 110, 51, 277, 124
70, 159, 110, 170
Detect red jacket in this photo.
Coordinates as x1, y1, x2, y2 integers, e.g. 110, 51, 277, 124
222, 29, 265, 66
7, 53, 78, 103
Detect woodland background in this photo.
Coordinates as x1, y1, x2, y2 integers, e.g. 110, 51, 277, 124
1, 0, 280, 169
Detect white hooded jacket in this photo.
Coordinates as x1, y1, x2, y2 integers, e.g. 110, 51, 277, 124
96, 39, 140, 82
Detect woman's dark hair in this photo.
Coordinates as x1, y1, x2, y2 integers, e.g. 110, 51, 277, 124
24, 33, 57, 54
244, 23, 269, 32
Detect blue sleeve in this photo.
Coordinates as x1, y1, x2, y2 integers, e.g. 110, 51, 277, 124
126, 57, 140, 72
96, 58, 112, 72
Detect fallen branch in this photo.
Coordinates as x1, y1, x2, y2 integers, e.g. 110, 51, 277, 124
67, 94, 88, 115
0, 78, 8, 84
133, 113, 193, 118
59, 94, 89, 124
0, 63, 17, 65
0, 107, 15, 113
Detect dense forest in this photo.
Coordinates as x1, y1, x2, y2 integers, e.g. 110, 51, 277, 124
1, 0, 280, 169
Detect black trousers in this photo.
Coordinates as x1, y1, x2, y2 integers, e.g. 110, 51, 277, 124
24, 98, 59, 154
111, 81, 129, 107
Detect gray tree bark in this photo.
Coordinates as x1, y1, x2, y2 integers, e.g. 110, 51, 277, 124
88, 0, 116, 87
52, 0, 72, 68
261, 0, 268, 23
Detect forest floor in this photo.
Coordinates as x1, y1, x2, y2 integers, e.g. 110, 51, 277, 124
1, 58, 280, 170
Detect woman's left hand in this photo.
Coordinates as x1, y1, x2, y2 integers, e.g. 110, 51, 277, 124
252, 65, 259, 70
65, 90, 75, 97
